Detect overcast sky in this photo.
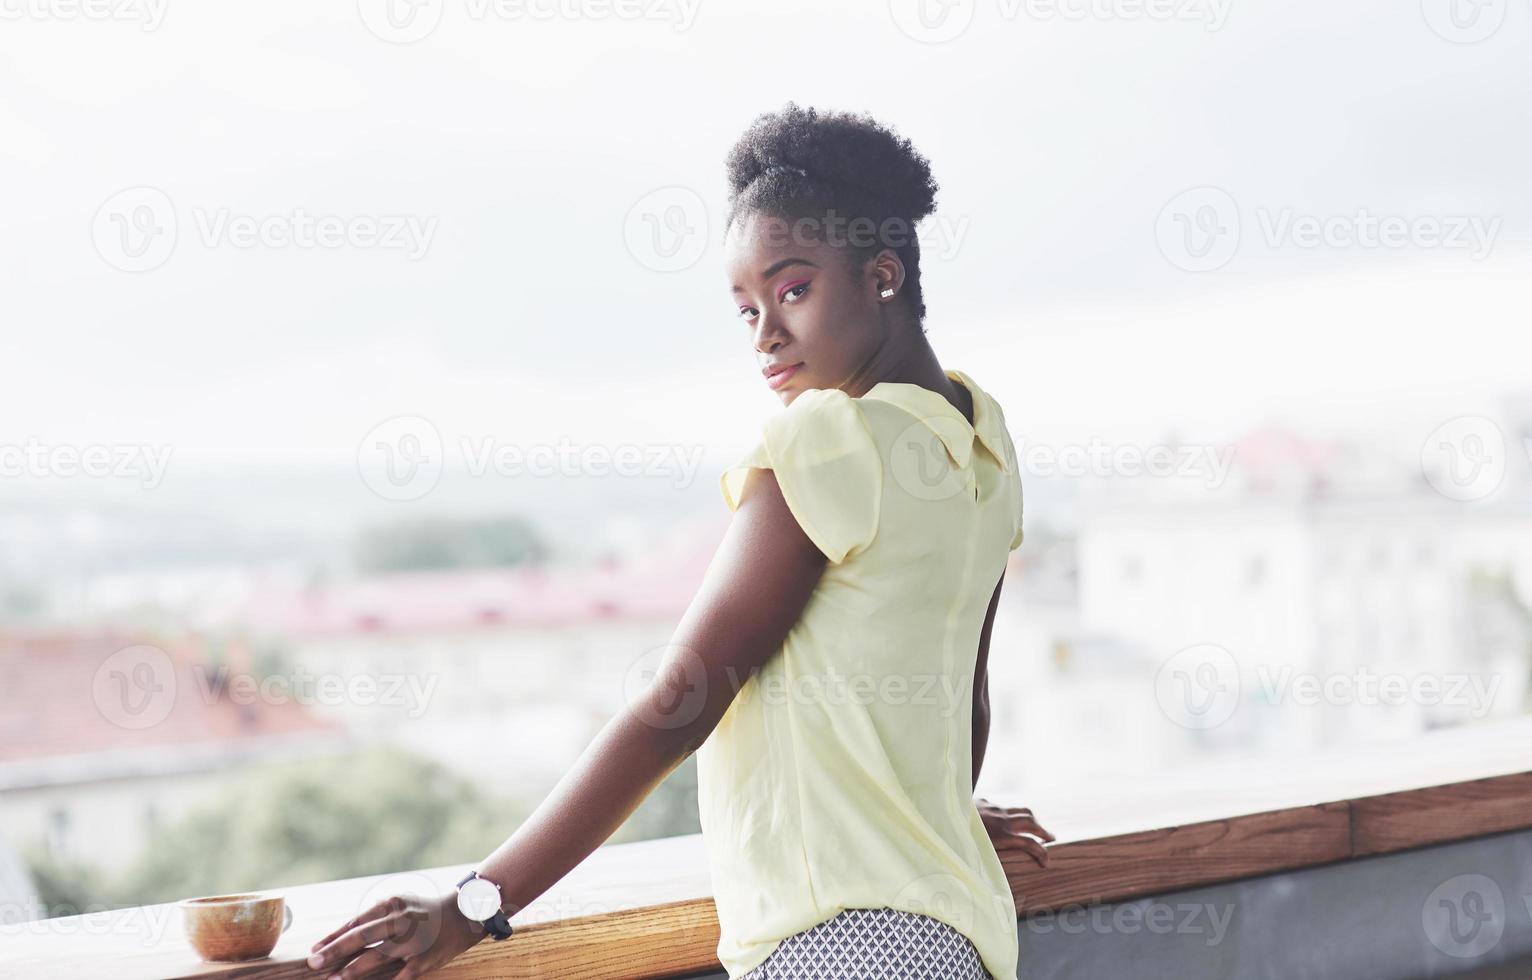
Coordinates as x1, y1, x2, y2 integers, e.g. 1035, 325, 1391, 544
4, 0, 1529, 483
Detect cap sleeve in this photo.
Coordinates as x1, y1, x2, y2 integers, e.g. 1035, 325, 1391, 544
719, 388, 883, 565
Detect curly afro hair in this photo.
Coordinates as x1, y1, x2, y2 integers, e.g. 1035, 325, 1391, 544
724, 102, 941, 324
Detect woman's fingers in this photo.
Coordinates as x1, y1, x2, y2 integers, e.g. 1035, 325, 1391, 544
1004, 809, 1055, 842
311, 908, 412, 972
978, 803, 1056, 868
312, 897, 393, 951
1013, 835, 1049, 868
333, 946, 404, 980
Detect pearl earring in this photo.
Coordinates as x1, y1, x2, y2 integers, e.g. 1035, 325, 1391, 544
880, 288, 895, 298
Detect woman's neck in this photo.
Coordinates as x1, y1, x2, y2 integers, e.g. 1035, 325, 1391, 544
847, 342, 972, 427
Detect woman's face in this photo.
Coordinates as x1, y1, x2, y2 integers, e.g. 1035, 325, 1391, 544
724, 211, 884, 404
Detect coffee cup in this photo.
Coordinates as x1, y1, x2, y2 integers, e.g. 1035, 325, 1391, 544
177, 892, 293, 962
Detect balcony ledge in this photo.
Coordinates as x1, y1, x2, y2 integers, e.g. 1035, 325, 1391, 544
4, 717, 1532, 979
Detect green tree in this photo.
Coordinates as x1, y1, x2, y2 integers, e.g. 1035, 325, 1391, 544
27, 742, 701, 914
353, 516, 548, 573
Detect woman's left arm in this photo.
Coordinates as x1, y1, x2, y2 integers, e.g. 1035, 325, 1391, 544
306, 466, 830, 980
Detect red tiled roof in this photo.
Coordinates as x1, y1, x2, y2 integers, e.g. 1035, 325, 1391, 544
0, 631, 343, 763
250, 514, 725, 637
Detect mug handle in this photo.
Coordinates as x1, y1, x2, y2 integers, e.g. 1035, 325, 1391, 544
282, 905, 294, 934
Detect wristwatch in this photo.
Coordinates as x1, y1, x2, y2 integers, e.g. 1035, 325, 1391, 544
454, 870, 515, 941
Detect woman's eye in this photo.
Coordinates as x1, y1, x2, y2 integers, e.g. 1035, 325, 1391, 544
737, 306, 757, 321
781, 282, 809, 303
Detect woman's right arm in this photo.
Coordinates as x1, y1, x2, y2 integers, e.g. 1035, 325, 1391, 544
972, 569, 1005, 789
972, 568, 1053, 869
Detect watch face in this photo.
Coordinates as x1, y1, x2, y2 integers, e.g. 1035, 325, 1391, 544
457, 876, 501, 921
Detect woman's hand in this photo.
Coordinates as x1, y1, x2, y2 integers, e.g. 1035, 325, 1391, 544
976, 797, 1054, 868
306, 889, 486, 979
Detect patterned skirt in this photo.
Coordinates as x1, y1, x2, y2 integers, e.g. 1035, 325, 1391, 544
738, 906, 995, 980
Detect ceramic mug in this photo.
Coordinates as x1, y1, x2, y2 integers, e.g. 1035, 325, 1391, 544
177, 892, 293, 962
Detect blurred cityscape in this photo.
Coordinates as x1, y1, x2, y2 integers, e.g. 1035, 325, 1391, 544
4, 394, 1532, 923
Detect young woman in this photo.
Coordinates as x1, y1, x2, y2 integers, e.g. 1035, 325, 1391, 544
306, 102, 1053, 980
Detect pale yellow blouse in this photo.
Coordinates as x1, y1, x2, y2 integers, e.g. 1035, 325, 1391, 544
698, 367, 1025, 980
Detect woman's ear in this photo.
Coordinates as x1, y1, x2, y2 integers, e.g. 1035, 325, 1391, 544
869, 248, 906, 302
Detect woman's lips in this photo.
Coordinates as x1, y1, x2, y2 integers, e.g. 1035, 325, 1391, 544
765, 363, 802, 390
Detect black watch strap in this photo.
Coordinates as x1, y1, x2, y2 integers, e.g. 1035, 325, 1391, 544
482, 908, 514, 941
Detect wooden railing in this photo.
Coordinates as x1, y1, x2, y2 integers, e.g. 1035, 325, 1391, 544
5, 717, 1532, 980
